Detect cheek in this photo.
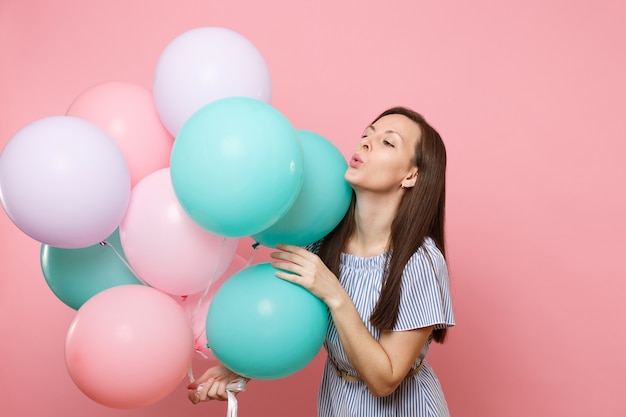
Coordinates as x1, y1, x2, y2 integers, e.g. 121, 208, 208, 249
382, 155, 410, 175
387, 163, 415, 184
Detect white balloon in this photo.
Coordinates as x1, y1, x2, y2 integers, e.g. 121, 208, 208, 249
153, 27, 272, 137
0, 116, 130, 248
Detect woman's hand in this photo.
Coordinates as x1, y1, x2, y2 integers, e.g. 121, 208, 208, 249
187, 364, 242, 404
270, 243, 346, 309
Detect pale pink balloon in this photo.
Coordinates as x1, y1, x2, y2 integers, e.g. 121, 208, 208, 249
66, 81, 173, 187
177, 254, 248, 361
65, 285, 194, 409
119, 168, 239, 295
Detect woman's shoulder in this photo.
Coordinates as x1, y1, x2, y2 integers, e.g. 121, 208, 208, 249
414, 237, 444, 259
406, 237, 447, 274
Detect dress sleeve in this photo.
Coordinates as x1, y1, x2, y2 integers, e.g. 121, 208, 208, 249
393, 241, 455, 331
304, 239, 323, 254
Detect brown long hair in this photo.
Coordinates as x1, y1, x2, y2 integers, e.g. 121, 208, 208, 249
317, 106, 449, 343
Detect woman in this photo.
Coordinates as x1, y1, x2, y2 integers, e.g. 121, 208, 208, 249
189, 106, 455, 416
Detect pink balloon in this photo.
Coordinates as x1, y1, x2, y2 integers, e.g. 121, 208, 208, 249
119, 168, 239, 295
66, 81, 173, 187
65, 285, 194, 409
177, 254, 248, 361
0, 116, 130, 248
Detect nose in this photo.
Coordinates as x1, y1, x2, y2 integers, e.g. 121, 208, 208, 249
359, 137, 370, 151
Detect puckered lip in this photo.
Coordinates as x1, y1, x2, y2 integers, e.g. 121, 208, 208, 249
349, 154, 363, 168
350, 153, 363, 164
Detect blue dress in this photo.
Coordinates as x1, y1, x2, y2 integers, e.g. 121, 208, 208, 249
316, 238, 455, 417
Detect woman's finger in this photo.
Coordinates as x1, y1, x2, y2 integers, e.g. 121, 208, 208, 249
271, 260, 301, 273
270, 250, 297, 263
272, 243, 312, 259
188, 388, 200, 404
196, 383, 207, 401
274, 269, 303, 285
207, 380, 228, 401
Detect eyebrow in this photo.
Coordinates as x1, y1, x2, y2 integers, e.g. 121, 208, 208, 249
366, 125, 405, 141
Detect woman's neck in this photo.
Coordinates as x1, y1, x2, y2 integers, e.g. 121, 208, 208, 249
346, 191, 401, 257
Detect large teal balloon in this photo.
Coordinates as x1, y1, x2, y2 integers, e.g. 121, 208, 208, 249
252, 129, 352, 247
40, 229, 143, 310
206, 262, 328, 379
170, 97, 304, 237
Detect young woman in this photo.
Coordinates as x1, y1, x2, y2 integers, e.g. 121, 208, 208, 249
189, 106, 455, 416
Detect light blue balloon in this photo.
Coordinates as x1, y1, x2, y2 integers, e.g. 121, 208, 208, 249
252, 129, 352, 247
206, 262, 329, 379
40, 228, 143, 310
170, 97, 304, 237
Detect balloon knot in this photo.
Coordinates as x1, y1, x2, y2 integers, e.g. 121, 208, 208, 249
195, 348, 209, 359
251, 242, 260, 249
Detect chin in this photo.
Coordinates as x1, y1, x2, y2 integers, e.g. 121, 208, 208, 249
344, 172, 359, 187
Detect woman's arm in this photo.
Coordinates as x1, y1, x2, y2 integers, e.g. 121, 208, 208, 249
271, 244, 431, 397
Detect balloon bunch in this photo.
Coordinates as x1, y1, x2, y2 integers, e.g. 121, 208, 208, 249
0, 27, 351, 409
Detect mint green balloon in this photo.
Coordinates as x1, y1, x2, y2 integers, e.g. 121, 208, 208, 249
206, 262, 328, 379
252, 129, 352, 247
170, 97, 304, 237
40, 229, 143, 310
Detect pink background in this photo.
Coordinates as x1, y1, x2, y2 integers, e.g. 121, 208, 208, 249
1, 1, 625, 416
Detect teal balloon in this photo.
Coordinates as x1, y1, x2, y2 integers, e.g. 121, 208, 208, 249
40, 228, 143, 310
170, 97, 304, 237
252, 129, 352, 247
206, 262, 328, 379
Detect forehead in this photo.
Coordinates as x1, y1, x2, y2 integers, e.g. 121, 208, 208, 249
371, 114, 421, 143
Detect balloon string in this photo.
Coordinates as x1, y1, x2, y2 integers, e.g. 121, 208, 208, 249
226, 390, 238, 417
183, 293, 209, 360
190, 237, 229, 331
245, 242, 260, 267
191, 239, 258, 341
188, 241, 252, 417
188, 366, 195, 383
99, 240, 150, 286
186, 238, 230, 383
187, 240, 258, 387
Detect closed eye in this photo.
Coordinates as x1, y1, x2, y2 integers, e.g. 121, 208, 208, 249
383, 140, 395, 147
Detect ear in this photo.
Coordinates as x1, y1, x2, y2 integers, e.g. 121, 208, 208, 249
401, 168, 418, 189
